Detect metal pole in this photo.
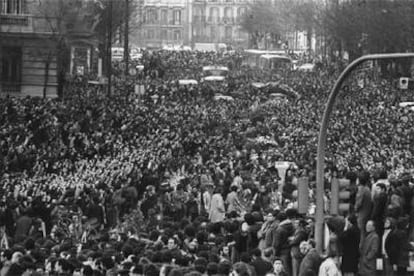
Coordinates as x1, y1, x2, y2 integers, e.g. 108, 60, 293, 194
107, 0, 113, 96
124, 0, 129, 76
315, 53, 414, 254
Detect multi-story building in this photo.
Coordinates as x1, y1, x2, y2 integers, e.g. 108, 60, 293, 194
136, 0, 191, 48
0, 0, 59, 97
191, 0, 249, 48
0, 0, 101, 97
135, 0, 249, 49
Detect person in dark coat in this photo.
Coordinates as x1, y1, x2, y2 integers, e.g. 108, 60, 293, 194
290, 219, 308, 276
359, 220, 379, 276
298, 240, 322, 276
272, 211, 295, 276
250, 248, 273, 276
355, 171, 373, 245
383, 217, 396, 276
386, 217, 412, 276
370, 183, 388, 238
339, 214, 360, 276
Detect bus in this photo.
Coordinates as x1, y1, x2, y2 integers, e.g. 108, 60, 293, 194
242, 49, 287, 68
259, 54, 292, 70
202, 66, 229, 79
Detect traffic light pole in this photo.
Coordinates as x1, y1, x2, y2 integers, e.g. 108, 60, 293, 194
315, 53, 414, 254
107, 0, 113, 96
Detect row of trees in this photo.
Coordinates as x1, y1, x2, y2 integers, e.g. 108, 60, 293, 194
240, 0, 414, 60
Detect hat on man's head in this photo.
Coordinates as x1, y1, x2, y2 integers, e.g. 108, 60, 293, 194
276, 211, 287, 222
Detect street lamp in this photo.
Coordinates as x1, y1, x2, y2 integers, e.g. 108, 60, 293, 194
315, 53, 414, 254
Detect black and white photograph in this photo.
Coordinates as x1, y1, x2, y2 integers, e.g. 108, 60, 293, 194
0, 0, 414, 275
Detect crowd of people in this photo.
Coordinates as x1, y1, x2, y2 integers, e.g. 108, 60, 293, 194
0, 49, 414, 276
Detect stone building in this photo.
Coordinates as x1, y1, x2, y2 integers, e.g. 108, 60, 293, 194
136, 0, 192, 49
191, 0, 248, 48
0, 0, 60, 97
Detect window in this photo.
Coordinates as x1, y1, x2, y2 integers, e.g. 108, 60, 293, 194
193, 7, 202, 22
160, 9, 168, 25
193, 26, 202, 37
147, 29, 155, 39
210, 26, 216, 40
237, 7, 246, 17
237, 7, 246, 22
173, 30, 181, 40
146, 8, 158, 24
1, 46, 22, 93
173, 10, 181, 25
209, 7, 219, 23
161, 29, 168, 40
1, 0, 24, 14
224, 7, 233, 22
225, 26, 232, 40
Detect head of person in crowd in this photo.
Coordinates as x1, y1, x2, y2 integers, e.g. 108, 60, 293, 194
358, 170, 371, 187
299, 241, 311, 256
384, 217, 396, 230
396, 216, 409, 231
167, 237, 180, 251
375, 183, 387, 196
365, 220, 376, 234
194, 257, 208, 274
232, 262, 250, 276
272, 258, 285, 275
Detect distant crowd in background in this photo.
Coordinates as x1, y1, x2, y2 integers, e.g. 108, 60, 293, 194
0, 49, 414, 276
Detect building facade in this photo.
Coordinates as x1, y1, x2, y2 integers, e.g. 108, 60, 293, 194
136, 0, 191, 48
0, 0, 59, 97
191, 0, 249, 48
135, 0, 250, 49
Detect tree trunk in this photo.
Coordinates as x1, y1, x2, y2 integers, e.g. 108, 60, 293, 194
43, 58, 50, 99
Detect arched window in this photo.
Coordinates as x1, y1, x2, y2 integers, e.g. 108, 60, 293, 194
146, 8, 158, 24
237, 7, 246, 18
173, 10, 181, 25
225, 26, 232, 40
160, 9, 168, 25
224, 7, 233, 20
209, 7, 219, 23
193, 6, 202, 22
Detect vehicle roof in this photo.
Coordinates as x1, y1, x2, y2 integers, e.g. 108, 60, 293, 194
260, 54, 291, 61
202, 66, 229, 71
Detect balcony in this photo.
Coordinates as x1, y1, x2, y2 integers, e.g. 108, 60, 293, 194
207, 16, 220, 24
1, 82, 21, 93
222, 17, 234, 24
0, 14, 35, 33
0, 14, 58, 34
0, 14, 29, 25
193, 15, 206, 23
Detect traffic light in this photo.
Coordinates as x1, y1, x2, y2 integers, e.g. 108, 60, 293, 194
297, 177, 309, 214
330, 178, 351, 216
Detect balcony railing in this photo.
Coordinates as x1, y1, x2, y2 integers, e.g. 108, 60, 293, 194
0, 14, 29, 26
222, 17, 234, 24
1, 82, 21, 93
207, 16, 220, 23
193, 15, 206, 23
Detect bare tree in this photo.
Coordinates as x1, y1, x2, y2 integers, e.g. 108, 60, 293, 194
35, 0, 100, 98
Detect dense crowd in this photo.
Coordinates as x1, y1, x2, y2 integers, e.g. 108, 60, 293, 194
0, 49, 414, 276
